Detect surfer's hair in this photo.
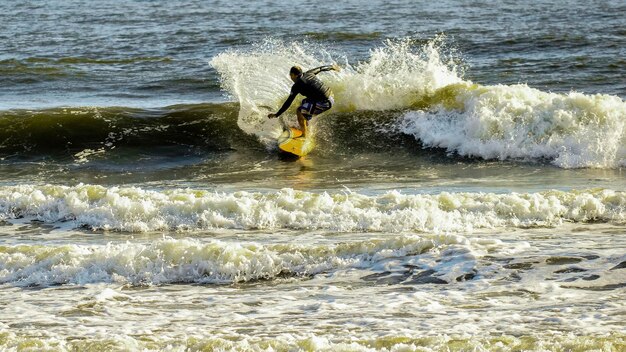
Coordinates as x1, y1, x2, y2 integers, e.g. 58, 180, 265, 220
290, 66, 303, 76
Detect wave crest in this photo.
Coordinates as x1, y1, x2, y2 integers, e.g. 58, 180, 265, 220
400, 83, 626, 168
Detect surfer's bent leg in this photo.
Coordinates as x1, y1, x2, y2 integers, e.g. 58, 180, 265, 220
297, 109, 308, 138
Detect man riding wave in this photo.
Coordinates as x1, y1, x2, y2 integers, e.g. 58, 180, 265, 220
268, 64, 340, 138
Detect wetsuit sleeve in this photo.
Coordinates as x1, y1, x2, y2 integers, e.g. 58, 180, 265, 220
275, 92, 297, 117
306, 65, 335, 75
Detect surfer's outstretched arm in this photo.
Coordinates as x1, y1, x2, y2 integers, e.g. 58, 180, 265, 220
268, 92, 297, 118
306, 63, 341, 75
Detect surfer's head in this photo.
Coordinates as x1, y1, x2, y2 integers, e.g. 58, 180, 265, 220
289, 65, 302, 82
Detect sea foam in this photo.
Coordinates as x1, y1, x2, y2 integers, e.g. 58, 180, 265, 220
0, 234, 466, 286
0, 184, 623, 233
400, 83, 626, 168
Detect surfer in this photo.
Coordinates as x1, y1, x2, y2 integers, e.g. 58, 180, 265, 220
268, 64, 340, 138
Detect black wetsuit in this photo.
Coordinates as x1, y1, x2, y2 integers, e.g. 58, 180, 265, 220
275, 65, 334, 117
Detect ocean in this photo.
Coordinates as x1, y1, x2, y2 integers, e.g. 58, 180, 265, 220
1, 0, 625, 351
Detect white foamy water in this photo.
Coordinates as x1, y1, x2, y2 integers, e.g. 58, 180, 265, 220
0, 184, 624, 233
1, 233, 476, 286
2, 185, 624, 350
400, 83, 626, 168
1, 224, 625, 351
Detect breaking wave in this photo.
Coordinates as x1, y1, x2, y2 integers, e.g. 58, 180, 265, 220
211, 37, 626, 168
0, 234, 463, 286
0, 184, 624, 233
3, 37, 624, 168
399, 83, 626, 168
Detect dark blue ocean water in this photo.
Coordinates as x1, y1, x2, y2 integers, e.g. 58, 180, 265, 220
2, 0, 625, 109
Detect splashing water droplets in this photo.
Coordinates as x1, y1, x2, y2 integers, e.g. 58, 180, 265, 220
211, 37, 463, 146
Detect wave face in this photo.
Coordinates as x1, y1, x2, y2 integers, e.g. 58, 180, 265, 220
0, 103, 261, 157
0, 184, 624, 233
211, 37, 626, 168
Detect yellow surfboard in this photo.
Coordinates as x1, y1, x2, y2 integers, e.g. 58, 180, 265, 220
277, 127, 314, 157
